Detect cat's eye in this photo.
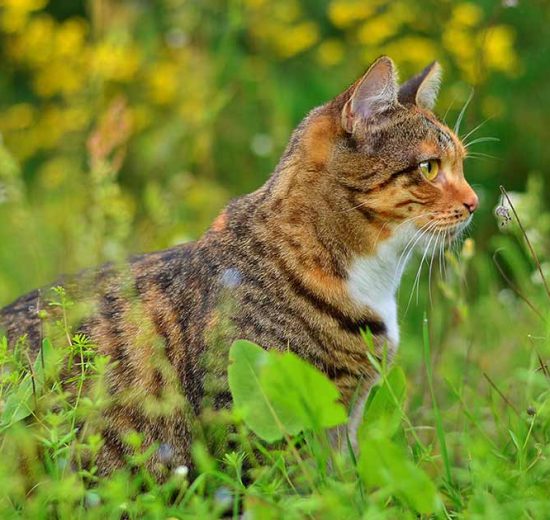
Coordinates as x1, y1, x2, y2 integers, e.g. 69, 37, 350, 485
419, 159, 439, 181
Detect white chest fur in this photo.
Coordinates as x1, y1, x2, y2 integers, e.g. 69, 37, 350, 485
346, 224, 417, 347
344, 224, 420, 450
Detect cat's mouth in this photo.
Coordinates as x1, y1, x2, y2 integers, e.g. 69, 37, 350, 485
426, 215, 472, 246
443, 216, 472, 244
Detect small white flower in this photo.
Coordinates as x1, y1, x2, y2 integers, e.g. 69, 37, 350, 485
174, 465, 189, 477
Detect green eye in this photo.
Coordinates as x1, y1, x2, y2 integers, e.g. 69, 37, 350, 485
419, 159, 439, 181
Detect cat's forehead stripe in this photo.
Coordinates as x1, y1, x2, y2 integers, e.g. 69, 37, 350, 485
422, 117, 454, 149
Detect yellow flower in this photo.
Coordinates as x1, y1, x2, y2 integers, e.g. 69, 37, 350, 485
92, 41, 141, 82
0, 103, 34, 131
443, 28, 475, 61
0, 0, 47, 33
0, 0, 46, 9
10, 14, 55, 66
328, 0, 376, 28
273, 21, 319, 58
381, 37, 438, 70
317, 39, 345, 67
147, 62, 180, 105
452, 3, 483, 27
33, 60, 86, 97
357, 15, 397, 46
482, 25, 518, 74
273, 0, 300, 23
55, 18, 88, 58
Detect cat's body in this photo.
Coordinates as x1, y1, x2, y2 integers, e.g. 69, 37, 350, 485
0, 57, 478, 475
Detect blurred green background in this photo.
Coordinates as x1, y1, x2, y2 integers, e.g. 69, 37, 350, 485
0, 0, 548, 300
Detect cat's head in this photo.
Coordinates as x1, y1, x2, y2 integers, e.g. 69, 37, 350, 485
311, 56, 478, 251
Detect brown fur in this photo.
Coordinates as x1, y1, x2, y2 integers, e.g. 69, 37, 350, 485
0, 57, 478, 475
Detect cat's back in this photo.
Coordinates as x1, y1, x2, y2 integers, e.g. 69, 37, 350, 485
0, 241, 206, 355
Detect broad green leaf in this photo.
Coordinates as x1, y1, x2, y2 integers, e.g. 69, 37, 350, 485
228, 340, 302, 442
228, 340, 347, 442
358, 436, 439, 515
261, 351, 347, 431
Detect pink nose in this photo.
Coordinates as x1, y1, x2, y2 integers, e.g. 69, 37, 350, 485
463, 192, 479, 214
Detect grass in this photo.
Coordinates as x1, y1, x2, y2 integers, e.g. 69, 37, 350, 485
0, 186, 549, 519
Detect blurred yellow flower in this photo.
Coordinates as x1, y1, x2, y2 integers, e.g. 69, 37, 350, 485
33, 60, 86, 97
482, 25, 518, 74
92, 41, 141, 82
316, 39, 345, 67
10, 15, 55, 66
0, 0, 47, 33
0, 103, 34, 131
273, 21, 319, 58
147, 62, 180, 105
452, 3, 483, 27
381, 37, 438, 70
357, 15, 397, 46
443, 28, 475, 61
55, 18, 88, 58
273, 0, 300, 23
0, 0, 46, 9
328, 0, 375, 28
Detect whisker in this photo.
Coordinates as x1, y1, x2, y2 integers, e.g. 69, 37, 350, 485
410, 228, 438, 309
443, 96, 458, 124
428, 229, 442, 305
464, 136, 499, 148
439, 229, 448, 279
373, 213, 436, 250
454, 88, 474, 135
395, 221, 437, 280
465, 152, 499, 161
461, 116, 494, 143
397, 221, 439, 306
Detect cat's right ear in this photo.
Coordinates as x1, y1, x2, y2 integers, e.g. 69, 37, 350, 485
341, 56, 399, 133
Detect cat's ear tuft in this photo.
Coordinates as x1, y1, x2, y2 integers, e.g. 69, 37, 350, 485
341, 56, 399, 133
398, 61, 442, 110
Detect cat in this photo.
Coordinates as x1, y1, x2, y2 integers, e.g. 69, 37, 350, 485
0, 56, 478, 476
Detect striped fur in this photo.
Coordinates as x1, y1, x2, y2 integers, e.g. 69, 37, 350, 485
0, 57, 478, 475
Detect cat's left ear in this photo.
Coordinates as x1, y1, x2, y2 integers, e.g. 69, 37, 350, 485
341, 56, 399, 133
398, 61, 442, 110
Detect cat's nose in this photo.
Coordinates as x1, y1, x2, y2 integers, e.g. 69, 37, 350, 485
463, 191, 479, 214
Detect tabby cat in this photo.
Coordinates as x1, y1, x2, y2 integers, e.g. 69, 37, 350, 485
0, 56, 478, 475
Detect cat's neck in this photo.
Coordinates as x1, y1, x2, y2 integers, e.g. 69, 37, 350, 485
254, 158, 417, 347
345, 224, 417, 345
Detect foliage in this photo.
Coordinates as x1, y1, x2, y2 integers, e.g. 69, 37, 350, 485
228, 339, 346, 442
1, 0, 550, 518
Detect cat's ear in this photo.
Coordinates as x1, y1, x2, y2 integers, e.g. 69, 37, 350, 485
398, 61, 442, 110
341, 56, 399, 133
